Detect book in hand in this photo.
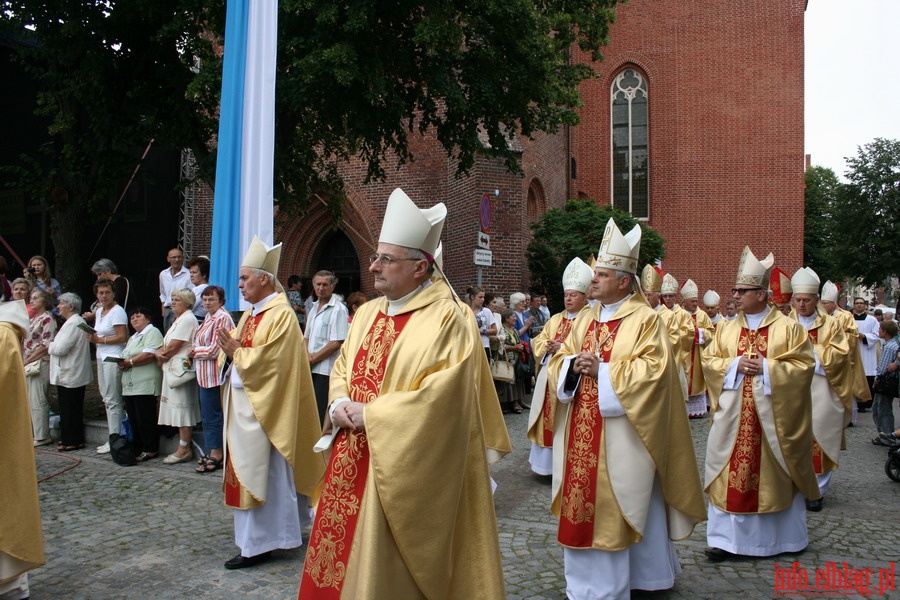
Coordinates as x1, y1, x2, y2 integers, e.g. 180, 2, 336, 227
77, 323, 96, 334
103, 356, 126, 363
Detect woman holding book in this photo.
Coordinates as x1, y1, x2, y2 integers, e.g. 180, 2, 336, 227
85, 279, 128, 454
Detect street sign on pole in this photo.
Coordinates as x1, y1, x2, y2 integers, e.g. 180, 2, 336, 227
477, 231, 491, 249
479, 193, 492, 232
473, 248, 492, 267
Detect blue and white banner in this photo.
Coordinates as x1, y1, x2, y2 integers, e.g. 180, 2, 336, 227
210, 0, 278, 311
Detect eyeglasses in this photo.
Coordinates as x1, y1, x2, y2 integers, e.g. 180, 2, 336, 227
853, 301, 867, 305
731, 288, 763, 296
369, 254, 421, 267
168, 255, 183, 260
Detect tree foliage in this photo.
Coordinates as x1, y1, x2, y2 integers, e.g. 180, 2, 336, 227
1, 0, 622, 288
526, 199, 665, 307
806, 139, 900, 288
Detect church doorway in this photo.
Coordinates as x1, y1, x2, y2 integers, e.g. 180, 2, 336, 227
316, 230, 361, 299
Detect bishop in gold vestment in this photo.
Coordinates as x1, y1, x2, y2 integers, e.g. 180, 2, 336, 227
550, 263, 705, 599
0, 301, 44, 600
300, 277, 509, 599
702, 304, 819, 557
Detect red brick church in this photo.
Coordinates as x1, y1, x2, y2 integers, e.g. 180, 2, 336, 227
235, 0, 808, 303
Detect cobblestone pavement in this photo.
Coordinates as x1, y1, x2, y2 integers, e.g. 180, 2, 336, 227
29, 403, 900, 599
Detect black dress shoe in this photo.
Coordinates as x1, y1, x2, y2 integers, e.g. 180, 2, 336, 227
805, 498, 823, 512
704, 547, 737, 562
224, 551, 272, 570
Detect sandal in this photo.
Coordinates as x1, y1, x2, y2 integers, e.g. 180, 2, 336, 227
197, 454, 210, 465
136, 452, 159, 463
196, 457, 223, 473
513, 406, 523, 414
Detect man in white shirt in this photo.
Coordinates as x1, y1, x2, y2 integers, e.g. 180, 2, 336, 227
305, 270, 349, 422
159, 247, 190, 333
851, 297, 880, 412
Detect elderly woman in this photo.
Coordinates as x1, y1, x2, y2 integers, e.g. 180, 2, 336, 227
11, 278, 35, 318
187, 256, 210, 321
497, 308, 526, 414
23, 255, 61, 302
156, 287, 200, 464
118, 307, 165, 462
23, 288, 57, 445
47, 293, 93, 451
86, 278, 129, 454
188, 286, 235, 472
90, 258, 129, 310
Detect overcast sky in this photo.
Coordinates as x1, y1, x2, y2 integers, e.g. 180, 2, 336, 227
805, 0, 900, 179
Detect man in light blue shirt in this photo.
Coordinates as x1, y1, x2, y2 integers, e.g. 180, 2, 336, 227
305, 270, 349, 422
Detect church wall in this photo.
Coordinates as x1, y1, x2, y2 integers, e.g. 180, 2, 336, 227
570, 0, 806, 304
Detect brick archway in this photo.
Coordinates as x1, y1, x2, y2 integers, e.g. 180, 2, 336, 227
276, 191, 381, 297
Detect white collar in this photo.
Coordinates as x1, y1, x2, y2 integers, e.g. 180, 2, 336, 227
251, 292, 279, 316
386, 280, 432, 316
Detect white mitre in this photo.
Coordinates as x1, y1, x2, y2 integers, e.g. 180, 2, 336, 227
821, 280, 839, 303
791, 267, 820, 295
0, 299, 29, 337
562, 257, 593, 294
379, 188, 446, 259
703, 290, 721, 308
594, 218, 641, 275
680, 278, 698, 300
661, 273, 679, 295
241, 235, 284, 293
735, 246, 775, 288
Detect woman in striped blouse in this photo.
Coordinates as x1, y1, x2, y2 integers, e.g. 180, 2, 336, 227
189, 285, 235, 473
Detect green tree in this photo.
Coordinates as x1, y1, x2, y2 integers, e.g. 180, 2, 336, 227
830, 138, 900, 287
526, 199, 665, 307
1, 0, 622, 289
803, 165, 841, 282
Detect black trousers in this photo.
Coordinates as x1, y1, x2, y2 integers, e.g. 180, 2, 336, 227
311, 373, 330, 425
57, 385, 85, 446
859, 375, 875, 410
124, 394, 159, 454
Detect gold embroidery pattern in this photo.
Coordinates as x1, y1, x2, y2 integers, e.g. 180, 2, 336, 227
540, 318, 575, 445
561, 324, 600, 524
304, 431, 366, 589
238, 314, 261, 347
352, 315, 399, 405
728, 375, 762, 493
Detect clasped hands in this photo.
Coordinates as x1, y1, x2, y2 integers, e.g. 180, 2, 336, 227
332, 401, 365, 433
572, 352, 601, 379
738, 355, 762, 377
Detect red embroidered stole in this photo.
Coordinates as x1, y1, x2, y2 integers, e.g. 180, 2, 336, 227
224, 312, 266, 508
689, 313, 699, 395
558, 318, 621, 548
725, 326, 769, 513
806, 328, 825, 473
300, 312, 412, 598
540, 317, 575, 447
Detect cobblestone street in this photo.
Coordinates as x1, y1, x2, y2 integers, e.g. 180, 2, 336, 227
29, 403, 900, 599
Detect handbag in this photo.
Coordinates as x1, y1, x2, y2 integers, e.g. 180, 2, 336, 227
491, 358, 515, 383
875, 370, 899, 397
24, 360, 41, 377
168, 357, 197, 388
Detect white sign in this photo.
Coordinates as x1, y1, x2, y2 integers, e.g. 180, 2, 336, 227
477, 231, 491, 249
473, 248, 492, 267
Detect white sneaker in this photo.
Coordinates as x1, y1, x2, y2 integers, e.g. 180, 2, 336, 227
96, 442, 110, 454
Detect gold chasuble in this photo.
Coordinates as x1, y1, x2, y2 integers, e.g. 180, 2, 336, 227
791, 308, 852, 474
548, 295, 705, 551
656, 304, 693, 401
528, 308, 586, 449
831, 308, 872, 401
702, 308, 820, 514
300, 278, 509, 600
220, 293, 325, 509
687, 309, 714, 396
0, 320, 45, 585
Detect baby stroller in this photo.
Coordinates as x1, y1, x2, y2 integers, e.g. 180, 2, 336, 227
886, 439, 900, 482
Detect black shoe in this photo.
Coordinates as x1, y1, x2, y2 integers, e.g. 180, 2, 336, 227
224, 551, 272, 570
704, 547, 737, 562
872, 437, 889, 446
805, 498, 823, 512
